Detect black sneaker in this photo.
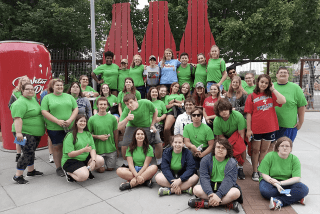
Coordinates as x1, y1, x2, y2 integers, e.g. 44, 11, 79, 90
119, 182, 131, 191
143, 179, 153, 188
15, 154, 21, 162
157, 164, 161, 171
27, 169, 44, 177
65, 173, 76, 183
188, 198, 209, 209
56, 167, 65, 177
121, 164, 129, 168
13, 175, 29, 184
88, 171, 95, 180
226, 201, 240, 213
238, 168, 245, 180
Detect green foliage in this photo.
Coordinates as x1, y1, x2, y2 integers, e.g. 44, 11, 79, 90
59, 72, 79, 93
262, 59, 294, 82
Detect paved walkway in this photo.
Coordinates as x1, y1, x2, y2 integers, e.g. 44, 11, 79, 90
0, 112, 319, 214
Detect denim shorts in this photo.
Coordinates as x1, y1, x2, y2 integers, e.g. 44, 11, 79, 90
253, 131, 276, 141
47, 130, 67, 146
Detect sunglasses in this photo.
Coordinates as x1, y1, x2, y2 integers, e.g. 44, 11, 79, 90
191, 114, 201, 117
229, 71, 236, 75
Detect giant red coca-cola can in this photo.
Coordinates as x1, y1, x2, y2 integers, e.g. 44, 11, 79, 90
0, 41, 52, 150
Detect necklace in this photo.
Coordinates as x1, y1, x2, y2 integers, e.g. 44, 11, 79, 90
192, 123, 201, 138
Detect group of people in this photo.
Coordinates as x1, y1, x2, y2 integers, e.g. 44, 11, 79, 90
9, 45, 309, 212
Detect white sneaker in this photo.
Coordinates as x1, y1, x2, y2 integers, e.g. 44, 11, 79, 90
49, 154, 54, 163
252, 172, 259, 181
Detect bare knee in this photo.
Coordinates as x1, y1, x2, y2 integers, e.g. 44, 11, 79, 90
193, 185, 203, 197
75, 171, 89, 182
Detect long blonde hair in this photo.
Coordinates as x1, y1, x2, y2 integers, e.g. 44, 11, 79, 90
161, 48, 174, 67
227, 76, 244, 99
13, 75, 30, 92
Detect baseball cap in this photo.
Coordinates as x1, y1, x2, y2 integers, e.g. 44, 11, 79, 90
195, 82, 204, 88
149, 55, 156, 61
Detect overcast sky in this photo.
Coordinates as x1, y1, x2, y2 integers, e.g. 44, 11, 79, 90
137, 0, 149, 9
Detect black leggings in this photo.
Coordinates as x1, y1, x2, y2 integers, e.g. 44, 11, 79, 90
13, 133, 41, 170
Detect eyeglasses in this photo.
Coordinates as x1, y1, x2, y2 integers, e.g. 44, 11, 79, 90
216, 146, 227, 151
279, 145, 291, 148
191, 114, 201, 117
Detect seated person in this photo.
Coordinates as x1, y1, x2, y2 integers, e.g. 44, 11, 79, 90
88, 97, 118, 172
174, 98, 206, 136
188, 138, 242, 213
118, 93, 163, 168
116, 128, 158, 190
183, 108, 215, 169
155, 134, 199, 196
62, 115, 104, 182
79, 75, 99, 97
213, 99, 247, 180
259, 137, 309, 211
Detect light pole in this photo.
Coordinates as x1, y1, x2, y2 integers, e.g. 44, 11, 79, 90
90, 0, 97, 91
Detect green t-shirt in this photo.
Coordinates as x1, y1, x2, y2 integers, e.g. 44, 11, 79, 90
61, 131, 96, 167
207, 58, 226, 83
165, 94, 185, 113
93, 94, 118, 110
120, 99, 156, 127
80, 85, 97, 93
171, 150, 182, 174
177, 64, 194, 90
93, 63, 119, 90
193, 64, 207, 88
125, 145, 154, 167
222, 79, 248, 92
87, 113, 118, 154
40, 93, 78, 131
213, 110, 247, 138
211, 157, 229, 182
118, 69, 130, 91
258, 151, 301, 182
117, 91, 142, 112
150, 100, 167, 125
11, 96, 45, 136
274, 82, 307, 128
129, 65, 145, 87
244, 85, 255, 94
183, 123, 214, 148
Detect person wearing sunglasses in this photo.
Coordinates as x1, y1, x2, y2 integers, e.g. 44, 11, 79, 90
183, 108, 214, 169
222, 67, 248, 93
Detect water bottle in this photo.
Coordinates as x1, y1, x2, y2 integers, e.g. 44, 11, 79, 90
197, 144, 203, 152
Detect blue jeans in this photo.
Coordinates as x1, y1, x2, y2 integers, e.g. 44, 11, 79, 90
207, 82, 223, 92
259, 179, 309, 207
136, 86, 146, 99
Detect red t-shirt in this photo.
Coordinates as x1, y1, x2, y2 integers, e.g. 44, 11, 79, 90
244, 92, 282, 134
203, 96, 218, 116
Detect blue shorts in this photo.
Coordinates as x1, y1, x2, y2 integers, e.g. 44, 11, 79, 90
253, 131, 276, 141
135, 166, 143, 172
274, 127, 298, 142
47, 130, 67, 146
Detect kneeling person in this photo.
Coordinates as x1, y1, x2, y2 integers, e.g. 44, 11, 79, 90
88, 97, 118, 172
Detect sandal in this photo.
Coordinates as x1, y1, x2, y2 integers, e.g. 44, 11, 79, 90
119, 182, 131, 191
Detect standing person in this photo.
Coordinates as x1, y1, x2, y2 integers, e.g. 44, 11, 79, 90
193, 53, 207, 91
117, 77, 141, 116
192, 82, 206, 108
174, 98, 206, 136
244, 73, 255, 94
155, 134, 199, 196
159, 48, 181, 91
222, 67, 248, 93
40, 79, 55, 163
130, 54, 146, 98
259, 137, 309, 210
91, 51, 119, 96
188, 139, 242, 213
177, 52, 194, 91
144, 55, 160, 94
41, 79, 79, 177
67, 82, 92, 119
181, 82, 192, 99
206, 45, 227, 92
213, 99, 247, 180
245, 74, 286, 181
183, 108, 215, 169
118, 59, 130, 93
163, 82, 185, 146
93, 84, 118, 119
118, 93, 163, 168
273, 67, 307, 143
226, 76, 248, 116
146, 87, 167, 134
11, 83, 45, 184
203, 84, 220, 130
88, 97, 118, 172
116, 128, 158, 190
8, 75, 31, 162
79, 75, 99, 98
62, 115, 104, 182
158, 85, 168, 102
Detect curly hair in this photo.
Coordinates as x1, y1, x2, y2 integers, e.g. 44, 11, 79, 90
212, 138, 233, 158
128, 128, 150, 156
214, 98, 232, 117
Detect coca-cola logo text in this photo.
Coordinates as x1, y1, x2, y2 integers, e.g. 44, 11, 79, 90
12, 76, 48, 94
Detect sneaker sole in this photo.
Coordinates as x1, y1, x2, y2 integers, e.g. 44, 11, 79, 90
238, 177, 245, 180
269, 197, 275, 209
